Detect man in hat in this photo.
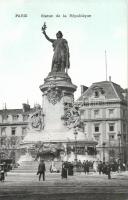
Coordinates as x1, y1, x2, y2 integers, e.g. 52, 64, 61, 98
0, 164, 5, 182
37, 160, 46, 181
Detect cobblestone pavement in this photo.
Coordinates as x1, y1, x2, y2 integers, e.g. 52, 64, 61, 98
0, 171, 128, 200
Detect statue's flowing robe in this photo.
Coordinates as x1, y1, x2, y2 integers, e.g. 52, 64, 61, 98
52, 38, 70, 72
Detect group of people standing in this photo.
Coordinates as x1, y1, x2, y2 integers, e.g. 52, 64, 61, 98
97, 161, 112, 179
37, 160, 74, 181
61, 161, 74, 179
97, 160, 126, 179
36, 159, 127, 181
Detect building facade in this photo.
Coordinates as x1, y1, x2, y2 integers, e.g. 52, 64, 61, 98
77, 78, 128, 163
0, 104, 37, 162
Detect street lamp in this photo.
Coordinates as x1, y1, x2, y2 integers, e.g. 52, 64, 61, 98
102, 142, 106, 163
117, 132, 121, 162
74, 129, 78, 162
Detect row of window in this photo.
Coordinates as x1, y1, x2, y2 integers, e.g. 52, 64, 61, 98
84, 123, 115, 133
94, 135, 116, 142
93, 108, 115, 118
2, 114, 29, 121
1, 127, 27, 136
81, 108, 127, 119
94, 123, 126, 133
95, 123, 115, 132
94, 134, 126, 142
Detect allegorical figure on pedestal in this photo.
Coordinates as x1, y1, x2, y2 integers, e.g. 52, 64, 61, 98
42, 22, 70, 73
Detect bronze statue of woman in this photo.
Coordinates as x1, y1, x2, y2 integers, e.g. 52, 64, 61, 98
42, 23, 70, 73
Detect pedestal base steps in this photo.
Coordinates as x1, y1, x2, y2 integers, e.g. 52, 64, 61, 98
9, 160, 62, 173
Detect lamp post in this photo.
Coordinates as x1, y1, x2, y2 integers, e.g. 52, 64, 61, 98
74, 129, 78, 163
117, 132, 121, 162
108, 136, 110, 162
102, 142, 106, 163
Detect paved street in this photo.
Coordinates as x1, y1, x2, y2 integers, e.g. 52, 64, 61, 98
0, 171, 128, 200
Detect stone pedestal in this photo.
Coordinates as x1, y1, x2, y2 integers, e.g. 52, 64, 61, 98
21, 72, 97, 162
39, 72, 77, 133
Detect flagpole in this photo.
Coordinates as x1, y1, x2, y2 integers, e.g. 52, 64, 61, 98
105, 50, 107, 81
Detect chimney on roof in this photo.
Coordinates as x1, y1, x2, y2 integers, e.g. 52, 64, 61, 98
122, 88, 128, 99
80, 85, 88, 95
109, 76, 111, 82
22, 103, 30, 112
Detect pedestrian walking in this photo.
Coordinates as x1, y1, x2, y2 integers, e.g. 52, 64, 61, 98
61, 162, 68, 179
102, 162, 107, 174
98, 161, 103, 175
106, 163, 111, 179
37, 160, 46, 181
84, 160, 89, 174
0, 164, 5, 182
93, 161, 98, 173
68, 162, 74, 176
86, 160, 90, 174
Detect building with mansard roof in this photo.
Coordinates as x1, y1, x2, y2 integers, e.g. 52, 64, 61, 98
77, 77, 128, 163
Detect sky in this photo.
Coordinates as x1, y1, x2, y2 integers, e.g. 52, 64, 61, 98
0, 0, 127, 109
